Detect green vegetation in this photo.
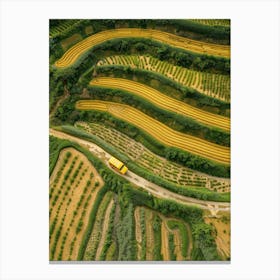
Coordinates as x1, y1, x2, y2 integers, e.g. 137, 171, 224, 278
49, 136, 73, 175
168, 233, 176, 260
50, 136, 220, 261
191, 223, 219, 261
116, 203, 136, 260
83, 192, 113, 260
58, 118, 230, 179
98, 55, 230, 102
50, 19, 229, 62
57, 126, 230, 200
140, 208, 147, 260
50, 19, 230, 261
152, 215, 163, 260
95, 65, 230, 116
190, 19, 230, 27
87, 87, 230, 146
75, 122, 230, 192
167, 220, 189, 258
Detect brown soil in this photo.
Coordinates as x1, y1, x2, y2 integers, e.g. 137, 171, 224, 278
49, 147, 104, 260
172, 228, 184, 261
85, 25, 93, 35
161, 221, 170, 260
145, 209, 154, 260
61, 33, 83, 51
204, 213, 230, 260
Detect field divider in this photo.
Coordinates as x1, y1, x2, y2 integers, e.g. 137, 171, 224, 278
75, 100, 230, 164
89, 77, 230, 132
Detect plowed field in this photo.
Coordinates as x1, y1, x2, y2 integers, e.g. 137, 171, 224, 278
55, 28, 230, 68
75, 100, 230, 164
90, 77, 230, 131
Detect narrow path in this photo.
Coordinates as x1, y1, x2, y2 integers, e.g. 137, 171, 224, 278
134, 207, 142, 260
185, 223, 193, 260
50, 128, 230, 215
50, 86, 69, 118
145, 210, 154, 260
161, 221, 170, 260
95, 199, 114, 260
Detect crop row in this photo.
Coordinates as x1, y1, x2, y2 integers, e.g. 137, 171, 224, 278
75, 100, 230, 164
83, 192, 114, 260
134, 207, 192, 260
75, 121, 230, 192
49, 148, 103, 260
55, 28, 230, 68
97, 55, 230, 102
50, 20, 83, 37
89, 77, 230, 131
190, 19, 230, 27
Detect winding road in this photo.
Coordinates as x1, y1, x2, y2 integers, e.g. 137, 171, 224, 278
50, 128, 230, 215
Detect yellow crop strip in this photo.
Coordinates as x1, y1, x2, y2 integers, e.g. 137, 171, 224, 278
76, 100, 230, 164
55, 28, 230, 68
90, 77, 230, 132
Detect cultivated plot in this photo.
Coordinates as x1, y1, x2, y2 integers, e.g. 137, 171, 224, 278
50, 19, 231, 261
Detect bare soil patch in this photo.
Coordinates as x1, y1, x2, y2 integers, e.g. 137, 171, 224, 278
204, 212, 230, 260
161, 221, 170, 260
145, 209, 154, 260
61, 33, 83, 51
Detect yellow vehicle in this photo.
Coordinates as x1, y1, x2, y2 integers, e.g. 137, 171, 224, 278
108, 156, 128, 175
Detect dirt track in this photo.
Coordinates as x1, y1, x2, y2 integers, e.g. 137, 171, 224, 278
50, 128, 230, 215
95, 199, 114, 260
134, 207, 142, 260
90, 77, 230, 131
54, 28, 230, 68
75, 100, 230, 164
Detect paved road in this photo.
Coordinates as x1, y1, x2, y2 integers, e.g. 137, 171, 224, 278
50, 128, 230, 215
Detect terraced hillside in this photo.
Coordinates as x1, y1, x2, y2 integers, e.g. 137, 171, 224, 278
190, 19, 230, 27
75, 121, 230, 193
97, 55, 230, 102
76, 100, 230, 164
55, 28, 230, 68
89, 77, 230, 131
50, 20, 83, 37
50, 19, 231, 261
